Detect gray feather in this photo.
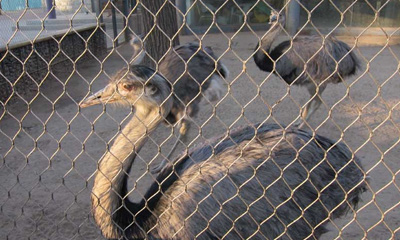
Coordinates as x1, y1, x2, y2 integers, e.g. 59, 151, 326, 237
151, 124, 367, 239
275, 36, 360, 85
160, 42, 228, 120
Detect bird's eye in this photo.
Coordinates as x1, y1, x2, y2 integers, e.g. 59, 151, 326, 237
122, 83, 134, 91
145, 83, 158, 95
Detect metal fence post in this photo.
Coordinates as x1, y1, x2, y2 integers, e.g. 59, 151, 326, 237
111, 0, 118, 47
176, 0, 186, 34
46, 0, 56, 19
286, 0, 300, 35
123, 0, 130, 43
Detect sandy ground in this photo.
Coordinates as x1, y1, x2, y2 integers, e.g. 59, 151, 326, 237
0, 32, 400, 239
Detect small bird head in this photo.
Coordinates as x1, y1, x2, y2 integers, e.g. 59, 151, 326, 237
130, 34, 144, 49
80, 65, 172, 117
269, 10, 285, 25
130, 34, 146, 64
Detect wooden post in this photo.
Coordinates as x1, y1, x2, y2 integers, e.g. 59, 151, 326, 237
141, 0, 180, 67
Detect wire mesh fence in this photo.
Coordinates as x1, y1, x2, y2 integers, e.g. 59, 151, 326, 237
0, 0, 399, 239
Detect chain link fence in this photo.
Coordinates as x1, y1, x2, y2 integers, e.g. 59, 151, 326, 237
0, 0, 399, 239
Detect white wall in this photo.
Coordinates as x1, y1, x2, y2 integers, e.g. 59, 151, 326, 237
42, 0, 93, 13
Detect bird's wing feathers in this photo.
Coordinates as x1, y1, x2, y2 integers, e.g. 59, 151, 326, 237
158, 43, 228, 113
153, 123, 366, 239
161, 43, 226, 84
274, 36, 359, 84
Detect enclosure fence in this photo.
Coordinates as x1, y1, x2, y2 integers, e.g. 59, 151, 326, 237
0, 0, 399, 239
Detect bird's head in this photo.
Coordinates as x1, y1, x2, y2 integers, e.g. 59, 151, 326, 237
130, 33, 145, 49
129, 34, 146, 64
269, 10, 285, 25
80, 65, 172, 118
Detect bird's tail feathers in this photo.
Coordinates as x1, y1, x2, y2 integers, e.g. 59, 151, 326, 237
129, 33, 144, 47
218, 62, 230, 79
201, 74, 226, 105
349, 49, 361, 72
201, 61, 228, 104
335, 40, 362, 76
129, 33, 145, 64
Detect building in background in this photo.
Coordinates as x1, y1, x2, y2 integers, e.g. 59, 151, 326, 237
1, 0, 42, 11
181, 0, 283, 33
179, 0, 400, 35
298, 0, 399, 30
44, 0, 92, 14
2, 0, 397, 37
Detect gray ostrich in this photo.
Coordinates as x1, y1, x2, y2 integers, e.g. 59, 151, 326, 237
254, 11, 360, 127
80, 65, 367, 240
130, 35, 229, 173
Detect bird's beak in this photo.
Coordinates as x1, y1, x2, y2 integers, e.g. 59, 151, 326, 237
269, 15, 277, 24
79, 85, 115, 108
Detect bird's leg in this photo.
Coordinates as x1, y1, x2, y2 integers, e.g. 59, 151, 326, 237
296, 84, 326, 128
167, 120, 190, 159
151, 119, 190, 174
297, 98, 320, 128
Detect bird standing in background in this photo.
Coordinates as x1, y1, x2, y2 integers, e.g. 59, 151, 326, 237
254, 11, 360, 128
80, 65, 367, 239
130, 35, 229, 173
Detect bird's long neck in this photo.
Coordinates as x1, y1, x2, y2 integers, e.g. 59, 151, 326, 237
131, 45, 145, 64
254, 23, 283, 72
91, 107, 162, 239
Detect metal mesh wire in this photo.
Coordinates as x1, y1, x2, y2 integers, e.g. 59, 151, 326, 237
0, 0, 399, 239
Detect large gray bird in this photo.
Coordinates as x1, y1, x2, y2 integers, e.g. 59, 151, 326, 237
80, 65, 367, 240
254, 11, 360, 128
130, 35, 229, 173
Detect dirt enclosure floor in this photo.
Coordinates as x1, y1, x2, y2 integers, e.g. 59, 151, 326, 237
0, 32, 399, 239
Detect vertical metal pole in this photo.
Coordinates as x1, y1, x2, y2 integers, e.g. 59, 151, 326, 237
111, 0, 118, 46
96, 0, 104, 20
123, 0, 129, 17
91, 0, 96, 12
176, 0, 186, 34
127, 0, 137, 34
286, 0, 300, 36
123, 0, 129, 42
185, 0, 192, 27
46, 0, 57, 19
95, 0, 104, 30
130, 0, 136, 9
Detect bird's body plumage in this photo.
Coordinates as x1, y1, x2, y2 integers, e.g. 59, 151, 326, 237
80, 65, 367, 239
254, 35, 360, 86
142, 123, 366, 239
254, 12, 360, 127
130, 38, 229, 170
159, 42, 228, 125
